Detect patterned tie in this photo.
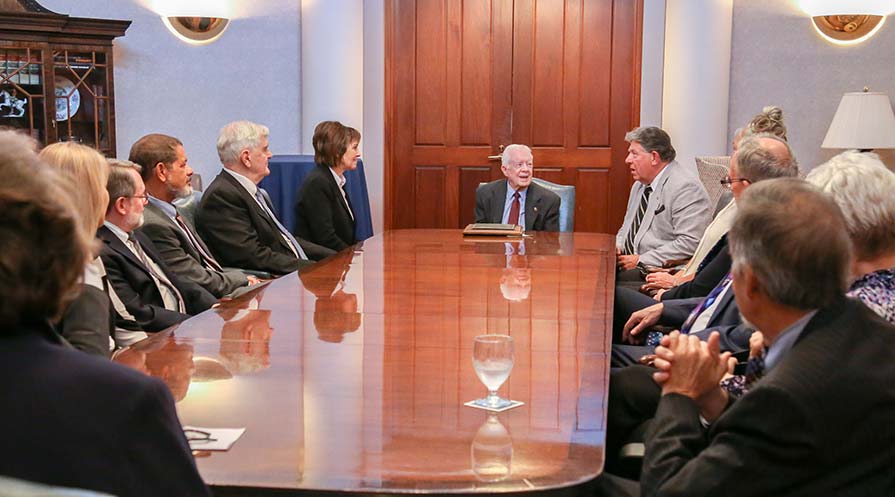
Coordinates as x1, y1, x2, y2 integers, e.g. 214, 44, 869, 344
127, 233, 186, 313
679, 272, 733, 334
174, 212, 224, 272
254, 188, 308, 260
507, 191, 521, 226
624, 186, 652, 255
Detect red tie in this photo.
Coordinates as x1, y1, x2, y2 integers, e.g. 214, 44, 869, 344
508, 191, 521, 226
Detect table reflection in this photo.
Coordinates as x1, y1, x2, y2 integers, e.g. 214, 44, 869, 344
299, 250, 361, 343
471, 414, 513, 482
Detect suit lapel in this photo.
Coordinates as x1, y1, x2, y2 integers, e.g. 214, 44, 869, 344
145, 203, 202, 260
98, 225, 154, 280
524, 183, 541, 231
635, 165, 672, 246
491, 180, 508, 224
323, 166, 353, 220
220, 171, 283, 236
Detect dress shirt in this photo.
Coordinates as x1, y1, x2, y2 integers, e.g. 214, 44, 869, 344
103, 221, 182, 312
764, 310, 817, 372
224, 168, 304, 258
500, 182, 528, 228
328, 167, 354, 221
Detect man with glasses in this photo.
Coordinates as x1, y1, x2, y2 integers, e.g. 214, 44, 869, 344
474, 144, 560, 231
98, 161, 216, 332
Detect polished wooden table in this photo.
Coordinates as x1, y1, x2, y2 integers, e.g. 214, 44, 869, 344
116, 230, 616, 495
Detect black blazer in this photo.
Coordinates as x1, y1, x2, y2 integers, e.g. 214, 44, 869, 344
196, 171, 333, 276
641, 298, 895, 496
294, 164, 356, 251
0, 324, 210, 497
98, 226, 216, 332
474, 179, 561, 231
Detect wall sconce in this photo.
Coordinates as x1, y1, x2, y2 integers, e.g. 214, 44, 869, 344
799, 0, 894, 45
822, 88, 895, 151
162, 16, 229, 45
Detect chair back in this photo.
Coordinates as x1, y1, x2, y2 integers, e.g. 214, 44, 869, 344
694, 156, 730, 218
173, 190, 204, 227
531, 178, 575, 232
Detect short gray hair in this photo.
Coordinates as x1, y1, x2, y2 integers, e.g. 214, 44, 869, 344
217, 120, 269, 166
806, 151, 895, 261
106, 160, 142, 212
624, 126, 676, 162
735, 134, 799, 182
501, 144, 533, 167
729, 178, 851, 309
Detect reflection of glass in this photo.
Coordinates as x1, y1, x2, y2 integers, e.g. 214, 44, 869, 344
471, 414, 513, 482
472, 335, 515, 409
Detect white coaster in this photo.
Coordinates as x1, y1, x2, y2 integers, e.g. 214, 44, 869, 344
464, 399, 525, 412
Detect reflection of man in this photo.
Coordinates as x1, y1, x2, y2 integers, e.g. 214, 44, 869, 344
474, 144, 560, 231
132, 133, 257, 298
197, 121, 334, 276
615, 127, 710, 273
98, 162, 217, 332
298, 251, 361, 343
500, 242, 531, 301
219, 309, 273, 374
144, 340, 195, 402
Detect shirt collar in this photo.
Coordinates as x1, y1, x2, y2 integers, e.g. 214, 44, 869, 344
329, 167, 347, 188
224, 168, 258, 196
103, 220, 130, 244
764, 309, 818, 372
645, 161, 671, 188
505, 181, 528, 202
147, 195, 177, 219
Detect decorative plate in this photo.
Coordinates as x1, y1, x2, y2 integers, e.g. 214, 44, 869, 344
54, 76, 80, 121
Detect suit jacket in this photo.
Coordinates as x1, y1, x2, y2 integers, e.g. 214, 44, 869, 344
57, 284, 113, 357
98, 226, 216, 332
294, 164, 357, 251
474, 179, 561, 232
641, 297, 895, 496
140, 201, 248, 298
616, 160, 711, 267
0, 324, 211, 497
196, 171, 333, 276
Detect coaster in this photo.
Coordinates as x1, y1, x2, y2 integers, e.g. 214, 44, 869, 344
464, 399, 525, 413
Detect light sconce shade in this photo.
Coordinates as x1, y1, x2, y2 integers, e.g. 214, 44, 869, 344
799, 0, 894, 45
822, 89, 895, 150
162, 16, 230, 45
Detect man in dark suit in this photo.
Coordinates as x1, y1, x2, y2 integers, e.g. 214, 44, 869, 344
601, 178, 895, 495
474, 144, 560, 231
0, 133, 210, 497
197, 120, 334, 276
99, 162, 216, 332
128, 133, 256, 298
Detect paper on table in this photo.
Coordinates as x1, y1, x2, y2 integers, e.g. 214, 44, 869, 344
183, 426, 246, 451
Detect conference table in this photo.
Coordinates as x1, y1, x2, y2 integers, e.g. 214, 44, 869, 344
115, 229, 616, 496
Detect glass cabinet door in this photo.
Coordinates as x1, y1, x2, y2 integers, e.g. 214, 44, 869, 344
0, 46, 47, 143
52, 49, 113, 155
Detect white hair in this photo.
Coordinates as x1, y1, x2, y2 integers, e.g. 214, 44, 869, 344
501, 144, 533, 167
216, 120, 270, 166
806, 150, 895, 260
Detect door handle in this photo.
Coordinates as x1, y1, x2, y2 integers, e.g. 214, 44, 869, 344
488, 144, 505, 161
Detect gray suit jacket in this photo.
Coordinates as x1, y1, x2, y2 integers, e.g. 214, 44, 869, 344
140, 202, 248, 298
474, 179, 560, 231
616, 160, 711, 266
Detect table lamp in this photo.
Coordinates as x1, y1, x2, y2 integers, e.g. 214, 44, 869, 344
822, 88, 895, 151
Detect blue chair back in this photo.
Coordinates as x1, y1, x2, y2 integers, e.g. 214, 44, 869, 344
531, 178, 575, 232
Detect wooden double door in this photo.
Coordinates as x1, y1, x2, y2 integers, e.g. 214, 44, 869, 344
386, 0, 642, 232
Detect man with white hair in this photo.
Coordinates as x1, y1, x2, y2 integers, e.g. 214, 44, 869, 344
474, 144, 560, 231
197, 121, 333, 275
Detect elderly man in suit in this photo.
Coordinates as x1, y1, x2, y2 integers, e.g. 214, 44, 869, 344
197, 121, 334, 276
129, 133, 257, 298
599, 178, 895, 496
98, 162, 217, 332
616, 126, 711, 277
474, 144, 560, 231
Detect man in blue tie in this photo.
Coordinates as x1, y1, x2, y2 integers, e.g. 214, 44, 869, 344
197, 121, 334, 276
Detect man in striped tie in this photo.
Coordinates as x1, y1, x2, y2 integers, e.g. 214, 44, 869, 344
130, 133, 259, 298
616, 127, 711, 281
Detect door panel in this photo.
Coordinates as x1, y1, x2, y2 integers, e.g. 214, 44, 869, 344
387, 0, 641, 232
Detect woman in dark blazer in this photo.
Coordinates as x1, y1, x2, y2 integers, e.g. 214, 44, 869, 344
294, 121, 361, 252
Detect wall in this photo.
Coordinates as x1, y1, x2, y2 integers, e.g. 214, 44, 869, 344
729, 0, 895, 170
41, 0, 302, 183
639, 0, 666, 127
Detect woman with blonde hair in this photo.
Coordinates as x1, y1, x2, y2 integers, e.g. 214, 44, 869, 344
39, 142, 128, 356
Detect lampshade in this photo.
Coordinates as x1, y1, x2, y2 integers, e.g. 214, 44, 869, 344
821, 91, 895, 149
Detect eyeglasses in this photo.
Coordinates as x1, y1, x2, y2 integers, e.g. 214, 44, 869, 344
719, 176, 750, 189
127, 194, 149, 203
184, 428, 218, 444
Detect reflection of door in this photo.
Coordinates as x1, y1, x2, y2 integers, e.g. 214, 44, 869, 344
385, 0, 642, 232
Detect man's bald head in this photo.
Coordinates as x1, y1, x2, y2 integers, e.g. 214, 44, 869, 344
734, 134, 799, 184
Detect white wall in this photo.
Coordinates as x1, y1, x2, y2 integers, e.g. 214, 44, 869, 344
729, 0, 895, 170
640, 0, 666, 127
41, 0, 302, 184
